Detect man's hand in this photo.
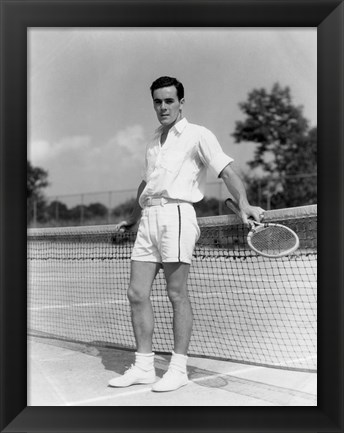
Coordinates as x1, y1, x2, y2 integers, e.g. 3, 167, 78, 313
114, 180, 145, 233
239, 204, 265, 226
114, 220, 136, 233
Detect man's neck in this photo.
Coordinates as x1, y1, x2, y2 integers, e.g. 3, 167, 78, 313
161, 114, 183, 135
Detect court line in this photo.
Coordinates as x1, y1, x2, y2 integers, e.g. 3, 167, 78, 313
63, 360, 316, 406
29, 279, 317, 312
280, 354, 317, 366
64, 386, 152, 406
63, 367, 265, 406
28, 295, 170, 311
28, 300, 128, 311
29, 358, 69, 406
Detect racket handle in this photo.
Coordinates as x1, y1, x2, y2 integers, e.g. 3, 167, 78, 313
224, 198, 241, 217
225, 198, 257, 227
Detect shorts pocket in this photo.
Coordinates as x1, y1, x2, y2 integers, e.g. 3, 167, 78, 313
182, 205, 200, 241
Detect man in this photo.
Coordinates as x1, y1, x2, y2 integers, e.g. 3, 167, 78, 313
109, 76, 264, 392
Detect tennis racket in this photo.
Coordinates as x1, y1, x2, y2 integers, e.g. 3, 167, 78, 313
225, 198, 300, 258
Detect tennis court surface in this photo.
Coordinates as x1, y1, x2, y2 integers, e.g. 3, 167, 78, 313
27, 205, 317, 406
28, 337, 316, 406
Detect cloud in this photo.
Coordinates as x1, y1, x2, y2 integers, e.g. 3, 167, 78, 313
30, 136, 91, 164
106, 124, 146, 161
28, 125, 147, 196
29, 140, 51, 163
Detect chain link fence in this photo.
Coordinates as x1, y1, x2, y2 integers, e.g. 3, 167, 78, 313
28, 181, 230, 227
27, 175, 317, 228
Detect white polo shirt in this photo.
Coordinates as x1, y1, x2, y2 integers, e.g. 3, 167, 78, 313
139, 118, 234, 208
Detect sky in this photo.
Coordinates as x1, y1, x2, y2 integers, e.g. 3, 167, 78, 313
28, 28, 317, 203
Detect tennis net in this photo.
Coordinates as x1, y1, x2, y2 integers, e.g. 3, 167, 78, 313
27, 204, 317, 372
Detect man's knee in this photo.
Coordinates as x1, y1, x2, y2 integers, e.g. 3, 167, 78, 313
127, 284, 148, 305
167, 281, 188, 304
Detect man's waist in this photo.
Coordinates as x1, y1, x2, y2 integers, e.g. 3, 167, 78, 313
142, 196, 192, 207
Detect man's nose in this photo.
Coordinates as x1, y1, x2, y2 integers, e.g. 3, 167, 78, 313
161, 102, 167, 110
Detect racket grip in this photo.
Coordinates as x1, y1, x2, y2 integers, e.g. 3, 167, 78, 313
225, 198, 241, 216
225, 198, 258, 228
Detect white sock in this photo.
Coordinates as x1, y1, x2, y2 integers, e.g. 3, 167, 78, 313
169, 350, 188, 374
135, 352, 155, 372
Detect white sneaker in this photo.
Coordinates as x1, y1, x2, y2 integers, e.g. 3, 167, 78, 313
151, 368, 189, 392
108, 365, 156, 388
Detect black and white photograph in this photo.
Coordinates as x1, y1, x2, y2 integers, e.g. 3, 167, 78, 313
26, 27, 318, 407
1, 0, 343, 431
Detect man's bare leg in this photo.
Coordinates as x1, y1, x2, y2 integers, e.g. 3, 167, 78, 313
128, 260, 161, 353
163, 262, 192, 354
108, 260, 161, 387
152, 262, 191, 392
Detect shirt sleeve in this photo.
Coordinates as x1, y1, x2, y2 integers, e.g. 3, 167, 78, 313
141, 155, 147, 182
198, 127, 234, 177
141, 143, 150, 182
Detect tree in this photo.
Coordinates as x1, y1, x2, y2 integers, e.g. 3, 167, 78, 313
232, 83, 317, 208
27, 161, 49, 223
194, 197, 222, 217
46, 200, 70, 221
112, 198, 137, 220
87, 203, 108, 218
27, 160, 49, 199
69, 205, 88, 222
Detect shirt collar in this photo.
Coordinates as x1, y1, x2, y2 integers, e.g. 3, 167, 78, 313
174, 117, 188, 133
155, 117, 188, 136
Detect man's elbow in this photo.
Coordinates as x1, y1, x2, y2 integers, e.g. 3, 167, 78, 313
219, 163, 234, 181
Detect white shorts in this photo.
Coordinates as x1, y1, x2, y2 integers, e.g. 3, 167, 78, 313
131, 202, 200, 264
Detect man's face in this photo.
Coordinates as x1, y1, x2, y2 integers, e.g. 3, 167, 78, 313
152, 86, 185, 127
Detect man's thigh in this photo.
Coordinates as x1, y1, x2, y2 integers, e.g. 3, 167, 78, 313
163, 262, 191, 294
130, 260, 162, 297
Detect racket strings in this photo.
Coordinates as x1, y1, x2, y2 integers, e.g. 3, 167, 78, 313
250, 226, 297, 254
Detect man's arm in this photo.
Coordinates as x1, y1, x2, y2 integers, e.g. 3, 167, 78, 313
115, 180, 146, 231
219, 164, 264, 225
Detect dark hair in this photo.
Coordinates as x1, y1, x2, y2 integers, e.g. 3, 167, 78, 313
150, 76, 184, 100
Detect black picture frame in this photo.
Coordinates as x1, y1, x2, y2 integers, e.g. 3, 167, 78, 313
1, 0, 343, 432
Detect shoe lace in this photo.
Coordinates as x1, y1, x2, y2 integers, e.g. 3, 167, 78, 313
124, 364, 137, 374
163, 366, 185, 379
125, 364, 151, 375
162, 369, 173, 379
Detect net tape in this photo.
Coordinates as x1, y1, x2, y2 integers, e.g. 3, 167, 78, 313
27, 205, 317, 372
